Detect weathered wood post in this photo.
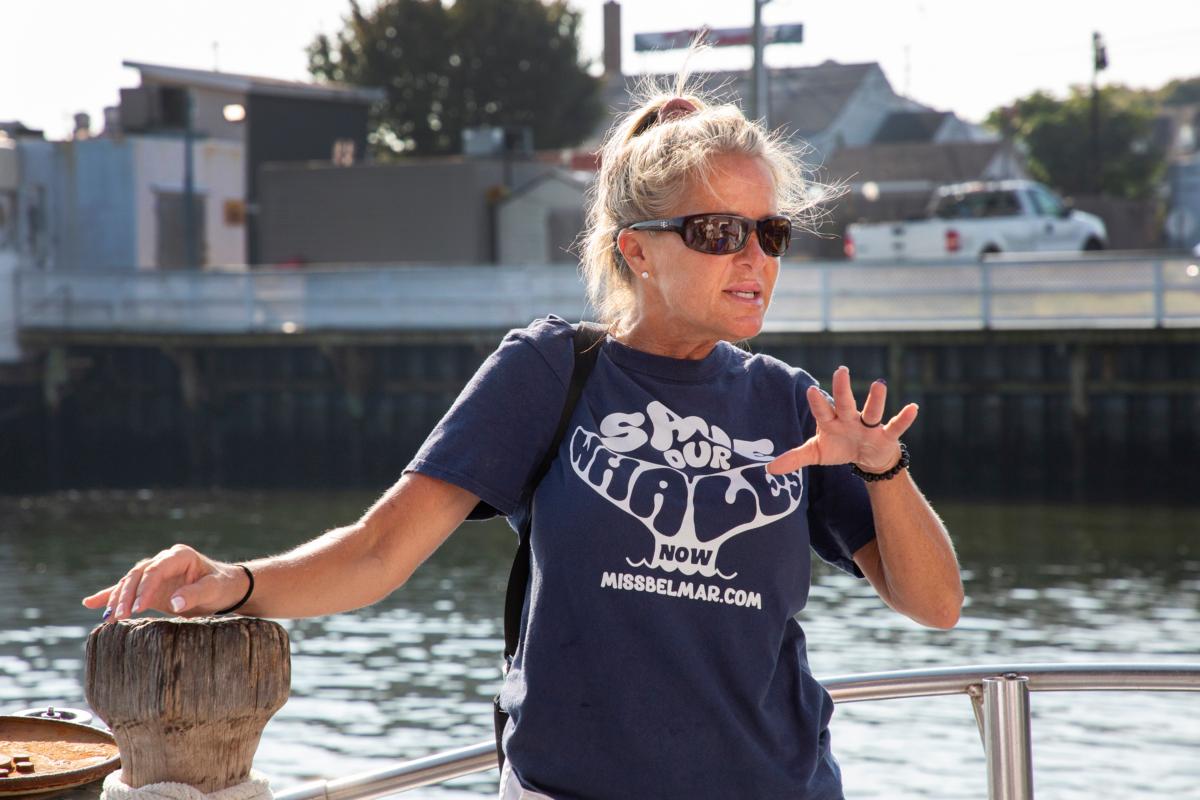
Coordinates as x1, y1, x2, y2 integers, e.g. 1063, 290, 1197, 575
85, 617, 290, 794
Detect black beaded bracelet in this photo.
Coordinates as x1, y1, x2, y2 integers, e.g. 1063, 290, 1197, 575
215, 564, 255, 615
850, 442, 910, 482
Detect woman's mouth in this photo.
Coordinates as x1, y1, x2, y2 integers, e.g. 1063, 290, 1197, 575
724, 288, 763, 305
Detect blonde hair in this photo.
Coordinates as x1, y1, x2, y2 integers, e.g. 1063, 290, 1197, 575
577, 65, 838, 326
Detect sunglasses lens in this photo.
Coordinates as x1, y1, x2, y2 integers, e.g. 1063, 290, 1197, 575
759, 217, 791, 256
684, 215, 750, 254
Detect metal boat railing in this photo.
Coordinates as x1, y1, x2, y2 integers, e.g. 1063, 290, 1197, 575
272, 662, 1200, 800
15, 254, 1200, 335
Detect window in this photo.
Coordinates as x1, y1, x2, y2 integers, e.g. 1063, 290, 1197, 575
1028, 186, 1065, 218
934, 191, 1019, 219
981, 191, 1020, 218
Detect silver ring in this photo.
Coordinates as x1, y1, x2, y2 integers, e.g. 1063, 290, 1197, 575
859, 413, 882, 428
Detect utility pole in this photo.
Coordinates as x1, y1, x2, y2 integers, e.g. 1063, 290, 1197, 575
1090, 31, 1108, 195
751, 0, 772, 126
183, 90, 198, 270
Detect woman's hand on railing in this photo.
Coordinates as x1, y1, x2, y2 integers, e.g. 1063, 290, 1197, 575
81, 544, 248, 620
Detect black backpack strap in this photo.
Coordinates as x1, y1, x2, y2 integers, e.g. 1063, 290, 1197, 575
494, 321, 605, 770
501, 320, 606, 661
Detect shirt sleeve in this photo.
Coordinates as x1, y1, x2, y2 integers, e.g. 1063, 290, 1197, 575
800, 378, 877, 578
404, 317, 572, 520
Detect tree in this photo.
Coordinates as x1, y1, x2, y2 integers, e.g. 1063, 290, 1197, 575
307, 0, 604, 158
1158, 76, 1200, 107
985, 86, 1167, 200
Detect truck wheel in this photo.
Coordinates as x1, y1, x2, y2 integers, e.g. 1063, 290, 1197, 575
979, 245, 1001, 260
1083, 238, 1105, 251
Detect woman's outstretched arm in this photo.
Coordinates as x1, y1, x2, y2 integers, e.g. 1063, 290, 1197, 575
81, 473, 479, 620
852, 475, 962, 629
768, 366, 963, 629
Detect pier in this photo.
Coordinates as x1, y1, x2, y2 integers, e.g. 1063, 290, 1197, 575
3, 254, 1198, 499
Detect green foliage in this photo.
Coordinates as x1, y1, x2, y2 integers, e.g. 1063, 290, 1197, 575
1158, 76, 1200, 106
307, 0, 604, 158
985, 85, 1168, 199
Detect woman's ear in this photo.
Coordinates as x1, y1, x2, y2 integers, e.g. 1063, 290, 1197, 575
617, 230, 646, 270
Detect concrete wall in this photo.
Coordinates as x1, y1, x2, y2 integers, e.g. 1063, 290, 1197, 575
258, 159, 551, 265
132, 136, 245, 268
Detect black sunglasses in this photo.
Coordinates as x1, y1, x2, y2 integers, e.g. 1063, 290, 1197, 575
624, 213, 792, 257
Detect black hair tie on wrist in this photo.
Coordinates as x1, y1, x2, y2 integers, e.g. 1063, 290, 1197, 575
215, 564, 255, 615
850, 442, 910, 482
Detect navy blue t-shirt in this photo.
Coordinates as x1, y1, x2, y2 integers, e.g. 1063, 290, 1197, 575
407, 316, 876, 800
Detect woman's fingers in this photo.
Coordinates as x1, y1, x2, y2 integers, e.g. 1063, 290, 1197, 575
806, 385, 836, 423
134, 544, 203, 615
111, 562, 149, 620
84, 544, 217, 620
859, 380, 888, 426
830, 366, 857, 418
883, 402, 920, 438
767, 437, 822, 474
81, 585, 117, 610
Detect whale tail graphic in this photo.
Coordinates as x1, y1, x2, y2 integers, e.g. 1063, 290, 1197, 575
569, 421, 803, 581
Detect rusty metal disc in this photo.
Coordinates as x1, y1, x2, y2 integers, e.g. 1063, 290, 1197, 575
0, 716, 119, 797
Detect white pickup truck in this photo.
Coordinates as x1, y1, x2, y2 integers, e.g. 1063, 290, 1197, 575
844, 180, 1108, 261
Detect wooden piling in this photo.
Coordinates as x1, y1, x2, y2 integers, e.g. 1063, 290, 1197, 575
84, 617, 290, 793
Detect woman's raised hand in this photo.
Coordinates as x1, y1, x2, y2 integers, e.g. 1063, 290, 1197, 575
767, 366, 917, 475
80, 544, 248, 621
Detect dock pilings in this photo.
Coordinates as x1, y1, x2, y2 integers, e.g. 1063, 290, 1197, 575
85, 617, 291, 793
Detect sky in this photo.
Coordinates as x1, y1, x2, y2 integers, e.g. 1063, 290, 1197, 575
2, 0, 1198, 141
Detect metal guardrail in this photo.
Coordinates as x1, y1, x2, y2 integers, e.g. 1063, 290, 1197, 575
13, 254, 1200, 335
272, 662, 1200, 800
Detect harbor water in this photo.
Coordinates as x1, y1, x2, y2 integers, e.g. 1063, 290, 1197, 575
1, 490, 1197, 798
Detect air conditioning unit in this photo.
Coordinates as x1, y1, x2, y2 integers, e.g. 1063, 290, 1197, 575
119, 87, 157, 132
462, 125, 533, 158
119, 86, 190, 132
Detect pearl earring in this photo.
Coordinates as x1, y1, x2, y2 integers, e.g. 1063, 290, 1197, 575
641, 271, 649, 279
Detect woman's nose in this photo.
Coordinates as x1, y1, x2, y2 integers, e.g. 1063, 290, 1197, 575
736, 229, 771, 265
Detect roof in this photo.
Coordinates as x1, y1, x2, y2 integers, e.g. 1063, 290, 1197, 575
824, 141, 1012, 184
585, 60, 887, 146
123, 61, 385, 104
0, 120, 45, 138
702, 61, 882, 136
872, 110, 953, 144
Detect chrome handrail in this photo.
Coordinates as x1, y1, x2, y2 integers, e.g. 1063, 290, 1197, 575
273, 662, 1200, 800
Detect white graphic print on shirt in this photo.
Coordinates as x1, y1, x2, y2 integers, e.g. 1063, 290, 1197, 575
569, 400, 803, 581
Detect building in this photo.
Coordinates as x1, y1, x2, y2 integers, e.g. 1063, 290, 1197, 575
256, 156, 564, 266
0, 137, 18, 361
1157, 102, 1200, 249
119, 62, 384, 264
14, 135, 245, 271
497, 170, 591, 265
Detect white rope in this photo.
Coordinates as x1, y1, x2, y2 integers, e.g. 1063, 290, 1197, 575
100, 769, 273, 800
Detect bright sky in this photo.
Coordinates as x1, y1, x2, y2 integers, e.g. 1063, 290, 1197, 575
3, 0, 1198, 141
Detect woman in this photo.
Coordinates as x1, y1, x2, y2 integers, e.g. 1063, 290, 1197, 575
84, 85, 962, 799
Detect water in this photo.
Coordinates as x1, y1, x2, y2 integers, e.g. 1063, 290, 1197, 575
1, 490, 1198, 799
